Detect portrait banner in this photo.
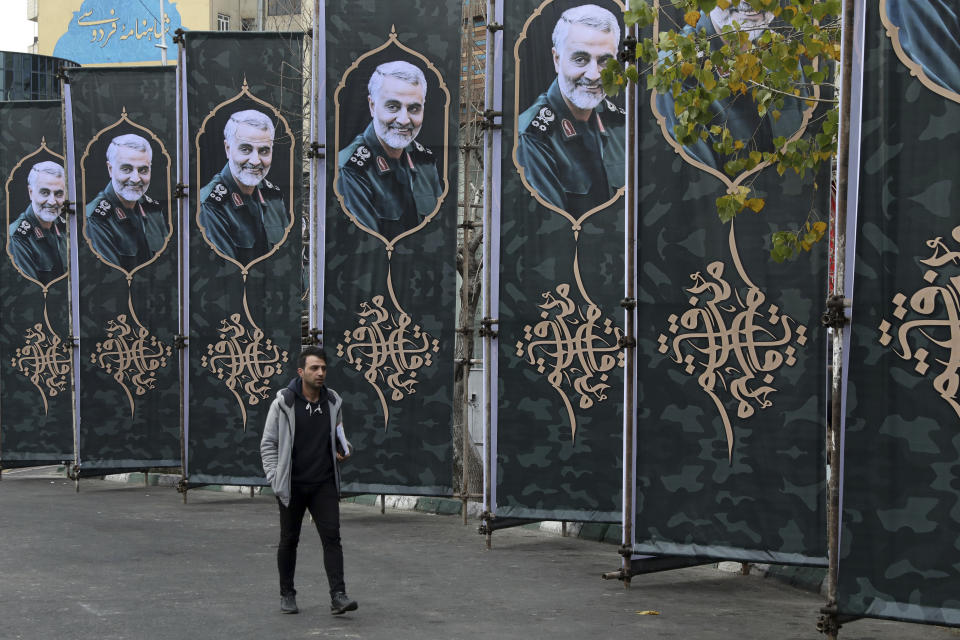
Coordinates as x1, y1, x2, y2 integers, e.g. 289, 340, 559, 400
324, 0, 460, 496
492, 0, 627, 522
838, 1, 960, 626
0, 101, 74, 469
184, 32, 304, 486
64, 66, 179, 473
631, 3, 829, 563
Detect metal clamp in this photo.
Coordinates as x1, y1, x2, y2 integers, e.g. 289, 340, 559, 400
172, 28, 186, 45
481, 109, 503, 131
486, 22, 503, 33
479, 317, 499, 339
619, 297, 637, 310
307, 142, 326, 159
56, 67, 71, 83
304, 328, 323, 346
173, 334, 188, 349
618, 336, 637, 349
176, 478, 189, 494
820, 295, 849, 329
173, 183, 188, 199
618, 34, 638, 63
61, 201, 75, 216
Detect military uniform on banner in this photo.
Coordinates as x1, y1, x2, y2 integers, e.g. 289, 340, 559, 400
517, 79, 626, 216
8, 206, 68, 285
337, 121, 442, 238
85, 182, 168, 271
199, 163, 288, 264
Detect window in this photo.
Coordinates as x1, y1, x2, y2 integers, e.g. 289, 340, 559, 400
217, 13, 230, 31
241, 18, 256, 31
268, 0, 299, 16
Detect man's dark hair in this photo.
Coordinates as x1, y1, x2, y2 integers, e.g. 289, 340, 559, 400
298, 346, 327, 369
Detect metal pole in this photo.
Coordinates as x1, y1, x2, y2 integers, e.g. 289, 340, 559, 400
822, 1, 855, 638
176, 31, 190, 506
257, 0, 265, 31
157, 0, 168, 65
620, 17, 638, 589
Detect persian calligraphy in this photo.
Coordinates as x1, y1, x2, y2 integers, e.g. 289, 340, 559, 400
201, 313, 289, 430
515, 284, 625, 440
11, 322, 71, 415
90, 314, 171, 417
657, 261, 808, 463
336, 295, 441, 428
878, 224, 960, 418
77, 8, 172, 49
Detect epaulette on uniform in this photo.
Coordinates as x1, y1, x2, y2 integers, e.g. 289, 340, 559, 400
412, 141, 434, 158
15, 219, 31, 236
207, 182, 228, 203
525, 105, 557, 135
94, 198, 112, 217
347, 144, 373, 169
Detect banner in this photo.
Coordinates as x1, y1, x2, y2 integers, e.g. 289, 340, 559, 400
65, 66, 179, 473
838, 1, 960, 626
0, 101, 74, 468
324, 1, 460, 496
631, 4, 829, 563
184, 32, 304, 485
492, 0, 626, 522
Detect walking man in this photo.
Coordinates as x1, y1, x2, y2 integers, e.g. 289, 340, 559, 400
260, 346, 358, 615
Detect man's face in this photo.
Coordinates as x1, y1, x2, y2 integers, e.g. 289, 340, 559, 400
225, 122, 274, 188
108, 145, 151, 205
710, 2, 775, 42
28, 172, 66, 224
369, 76, 425, 152
298, 355, 327, 392
553, 23, 618, 111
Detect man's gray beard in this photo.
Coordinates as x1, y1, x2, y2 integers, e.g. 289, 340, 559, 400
560, 76, 605, 111
374, 119, 419, 152
229, 159, 266, 188
113, 179, 146, 204
34, 205, 60, 223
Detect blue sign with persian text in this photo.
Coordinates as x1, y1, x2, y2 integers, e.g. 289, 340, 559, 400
53, 0, 184, 64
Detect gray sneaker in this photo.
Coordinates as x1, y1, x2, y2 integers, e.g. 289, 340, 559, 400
281, 594, 298, 614
330, 592, 358, 615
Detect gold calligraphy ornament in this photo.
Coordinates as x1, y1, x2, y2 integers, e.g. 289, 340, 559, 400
878, 224, 960, 419
336, 294, 440, 429
657, 227, 808, 463
11, 316, 71, 415
202, 309, 289, 431
90, 311, 172, 417
515, 283, 625, 440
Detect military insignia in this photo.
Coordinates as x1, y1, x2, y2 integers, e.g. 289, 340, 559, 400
349, 145, 372, 168
143, 194, 158, 205
531, 106, 555, 133
604, 98, 625, 115
34, 226, 44, 239
231, 192, 244, 208
413, 141, 433, 156
115, 206, 127, 221
561, 118, 578, 139
262, 178, 280, 191
376, 156, 390, 174
596, 114, 607, 134
16, 220, 31, 235
95, 199, 112, 217
210, 183, 227, 203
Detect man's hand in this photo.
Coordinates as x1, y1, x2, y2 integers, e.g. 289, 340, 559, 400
336, 451, 350, 462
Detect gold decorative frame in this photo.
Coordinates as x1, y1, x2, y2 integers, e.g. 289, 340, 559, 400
4, 140, 68, 291
880, 0, 960, 105
648, 0, 819, 191
512, 0, 627, 230
79, 108, 174, 279
332, 25, 452, 255
194, 80, 297, 274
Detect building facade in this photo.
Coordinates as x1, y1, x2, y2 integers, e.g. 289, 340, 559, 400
0, 50, 76, 100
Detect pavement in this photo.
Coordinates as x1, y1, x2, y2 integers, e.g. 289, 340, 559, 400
1, 467, 958, 640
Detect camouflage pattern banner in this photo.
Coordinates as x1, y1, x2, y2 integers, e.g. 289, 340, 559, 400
324, 0, 460, 496
184, 32, 303, 486
491, 0, 626, 522
65, 66, 179, 473
838, 1, 960, 626
631, 4, 829, 563
0, 101, 74, 469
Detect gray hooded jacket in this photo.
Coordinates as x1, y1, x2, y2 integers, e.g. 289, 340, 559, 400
260, 382, 351, 507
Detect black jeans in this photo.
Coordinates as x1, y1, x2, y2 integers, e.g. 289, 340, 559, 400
277, 481, 345, 597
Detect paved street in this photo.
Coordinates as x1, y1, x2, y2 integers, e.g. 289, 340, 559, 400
1, 468, 957, 640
